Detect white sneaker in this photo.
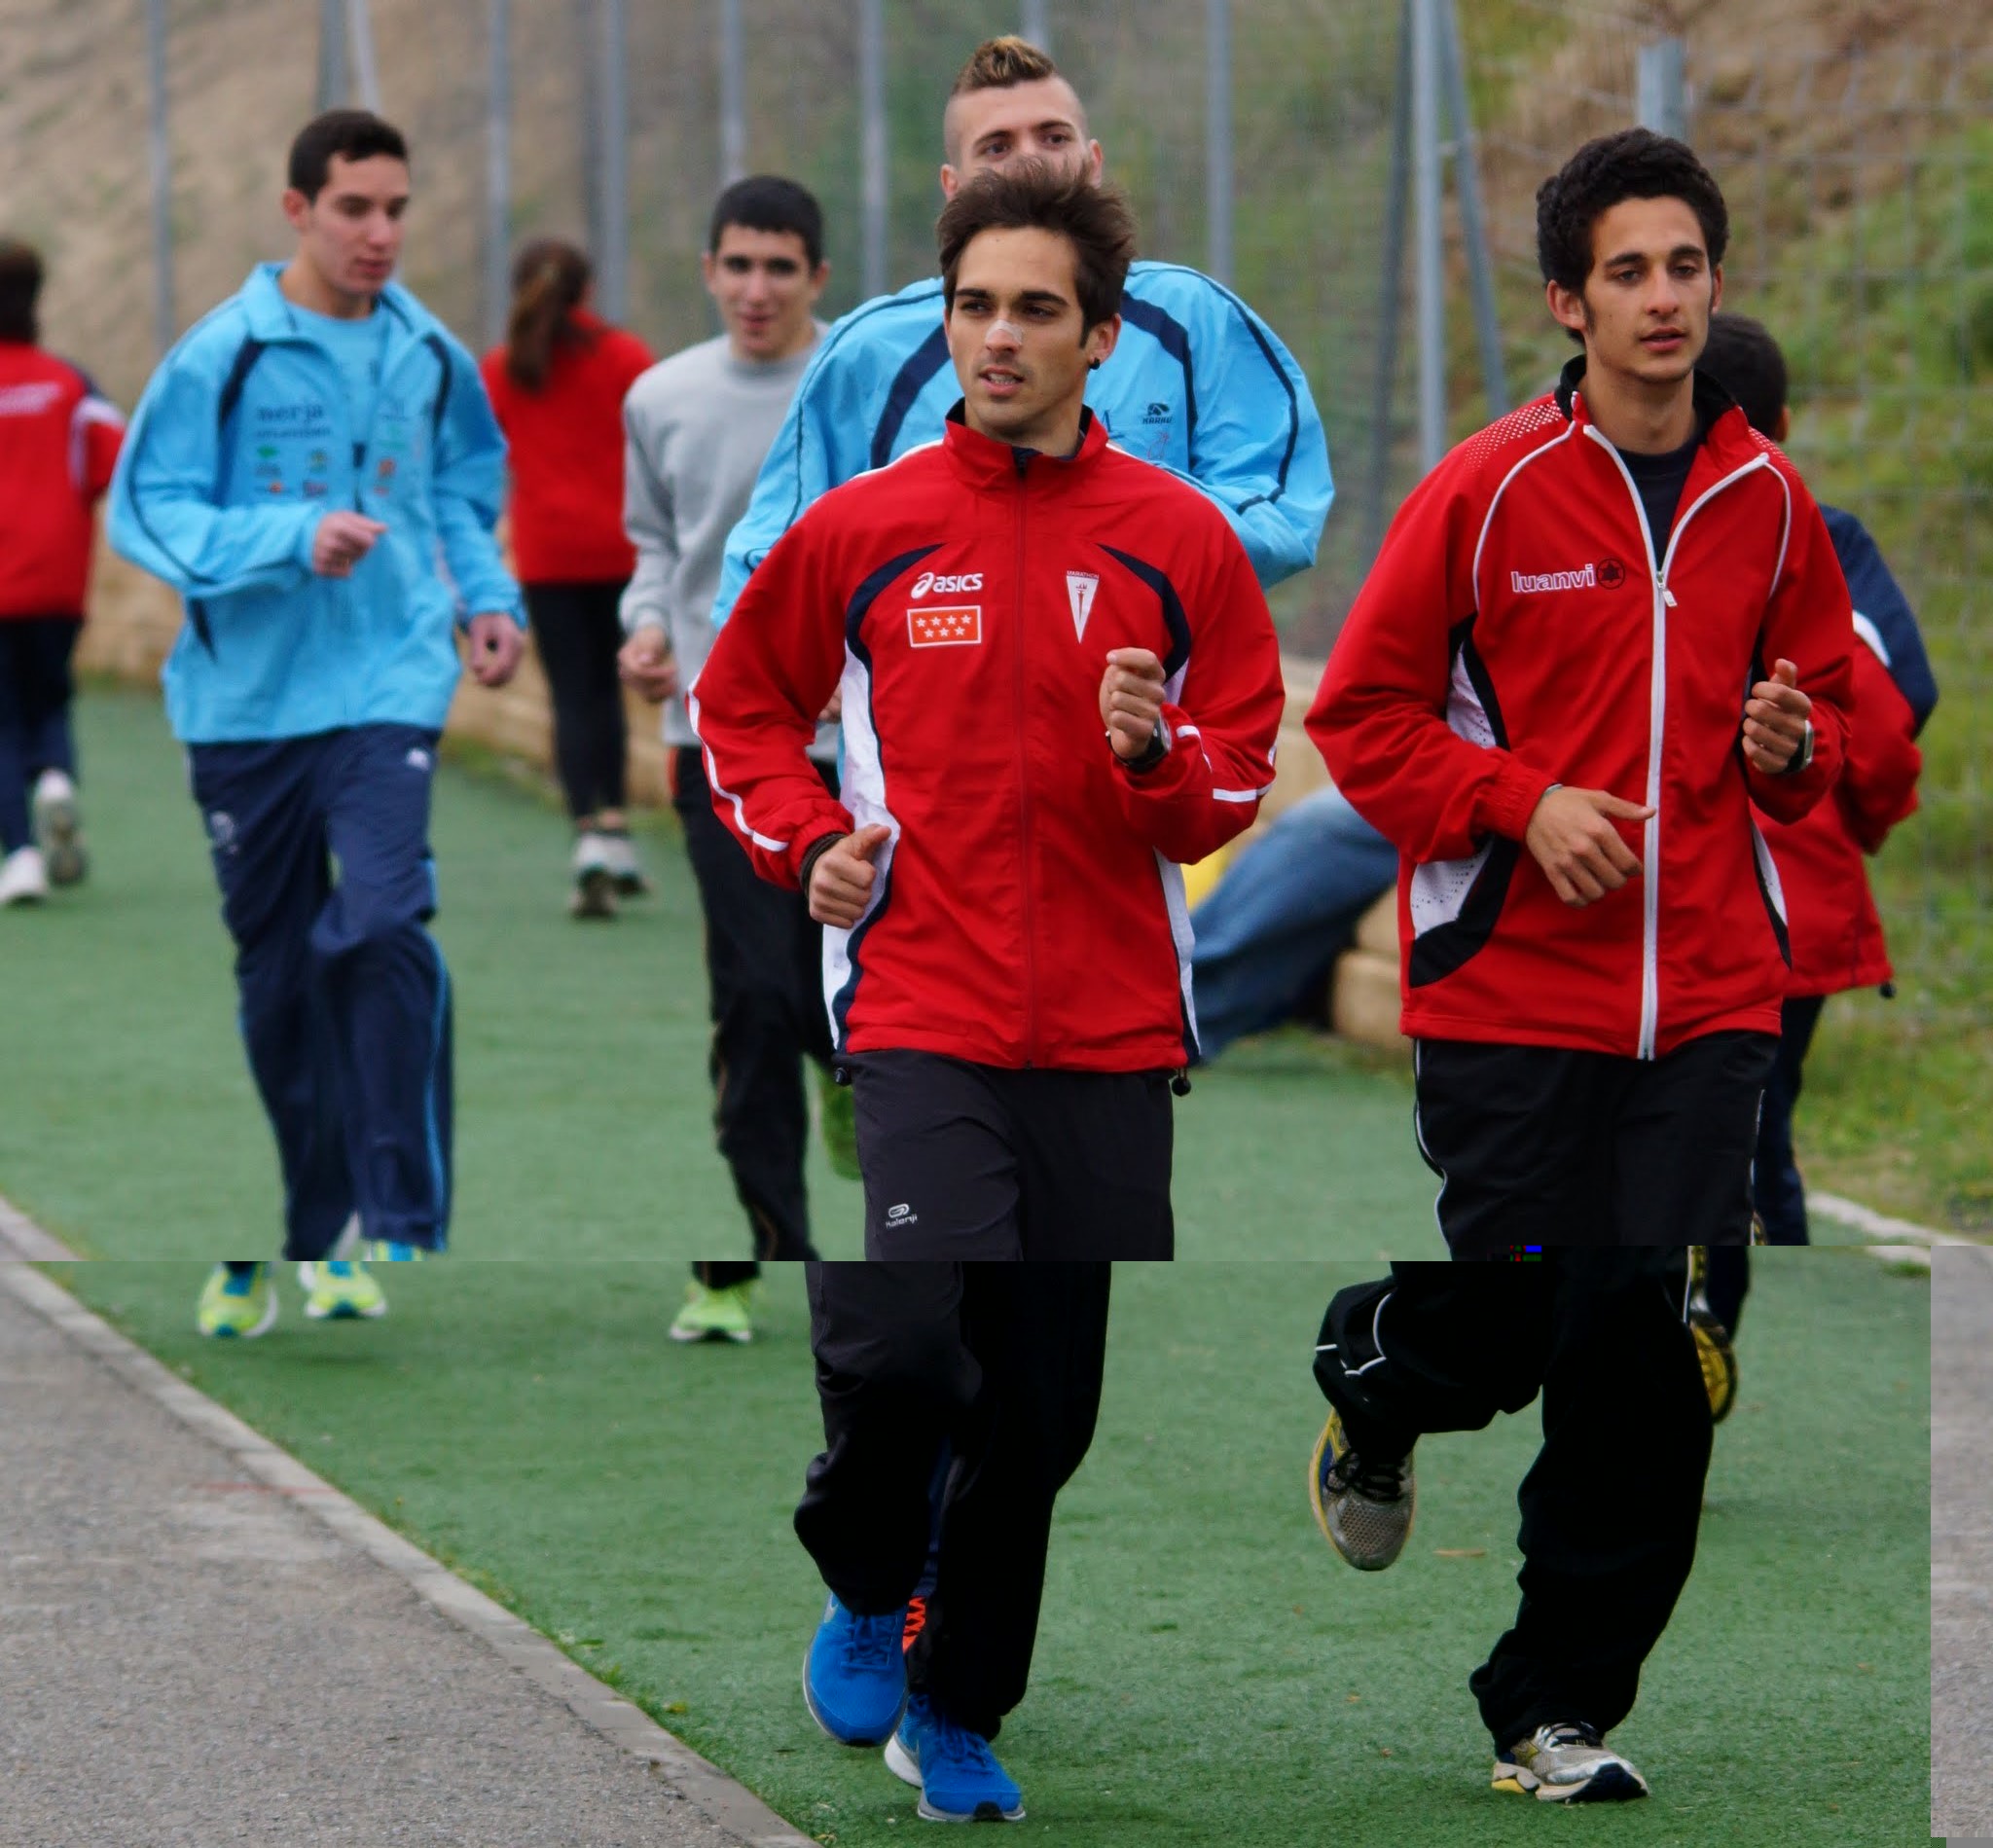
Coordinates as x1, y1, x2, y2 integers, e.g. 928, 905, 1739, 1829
569, 832, 617, 919
0, 846, 49, 907
31, 770, 86, 886
597, 831, 652, 896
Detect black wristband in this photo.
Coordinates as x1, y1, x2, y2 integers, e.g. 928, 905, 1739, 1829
798, 830, 847, 891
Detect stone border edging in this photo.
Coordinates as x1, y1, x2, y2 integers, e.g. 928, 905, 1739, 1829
0, 1256, 815, 1848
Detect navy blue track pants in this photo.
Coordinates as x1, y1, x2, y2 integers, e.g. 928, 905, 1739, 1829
188, 724, 453, 1259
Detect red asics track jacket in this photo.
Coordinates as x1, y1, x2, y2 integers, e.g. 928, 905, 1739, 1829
691, 409, 1286, 1071
1308, 367, 1854, 1060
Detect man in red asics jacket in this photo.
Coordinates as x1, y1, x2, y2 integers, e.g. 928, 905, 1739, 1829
690, 165, 1284, 1825
692, 165, 1285, 1264
1310, 127, 1854, 1257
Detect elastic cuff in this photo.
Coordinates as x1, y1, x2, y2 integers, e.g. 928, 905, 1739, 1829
798, 830, 846, 891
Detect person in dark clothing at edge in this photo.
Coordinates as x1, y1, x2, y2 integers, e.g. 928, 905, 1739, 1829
1686, 310, 1933, 1358
480, 238, 653, 917
691, 165, 1285, 1823
1302, 129, 1854, 1806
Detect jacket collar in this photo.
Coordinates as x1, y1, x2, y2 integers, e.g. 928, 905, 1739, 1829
1556, 353, 1758, 468
238, 261, 427, 346
942, 402, 1108, 488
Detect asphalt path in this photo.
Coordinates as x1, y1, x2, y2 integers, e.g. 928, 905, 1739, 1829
1934, 1244, 1993, 1840
0, 1268, 804, 1848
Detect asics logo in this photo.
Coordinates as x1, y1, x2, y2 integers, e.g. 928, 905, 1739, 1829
911, 570, 983, 597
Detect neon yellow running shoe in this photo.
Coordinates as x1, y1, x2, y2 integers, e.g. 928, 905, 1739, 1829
817, 1067, 862, 1182
297, 1259, 386, 1321
670, 1279, 757, 1344
363, 1240, 431, 1262
197, 1263, 277, 1339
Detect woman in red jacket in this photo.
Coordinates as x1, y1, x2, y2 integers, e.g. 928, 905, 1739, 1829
482, 240, 653, 917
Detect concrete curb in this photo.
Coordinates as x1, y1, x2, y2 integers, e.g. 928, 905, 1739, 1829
0, 1257, 815, 1848
0, 1192, 79, 1258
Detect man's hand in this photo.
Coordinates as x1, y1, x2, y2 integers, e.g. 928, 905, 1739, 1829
310, 512, 386, 578
466, 613, 525, 688
1741, 658, 1813, 774
1525, 785, 1656, 908
1099, 648, 1167, 761
618, 628, 680, 704
818, 686, 844, 726
809, 824, 891, 928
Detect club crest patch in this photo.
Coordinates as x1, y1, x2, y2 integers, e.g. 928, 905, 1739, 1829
1067, 572, 1099, 641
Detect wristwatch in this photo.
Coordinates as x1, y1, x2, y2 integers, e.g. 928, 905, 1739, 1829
1118, 716, 1172, 776
1778, 719, 1815, 777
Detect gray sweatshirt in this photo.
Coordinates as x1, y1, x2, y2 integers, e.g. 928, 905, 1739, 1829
619, 328, 829, 752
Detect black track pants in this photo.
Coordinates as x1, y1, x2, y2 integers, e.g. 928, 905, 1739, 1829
1313, 1252, 1710, 1747
674, 745, 833, 1269
1413, 1033, 1778, 1254
850, 1052, 1175, 1260
795, 1261, 1112, 1740
524, 580, 628, 820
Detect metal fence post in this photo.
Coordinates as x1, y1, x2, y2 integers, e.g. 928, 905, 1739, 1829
598, 0, 629, 320
1206, 0, 1233, 287
859, 0, 888, 300
1365, 0, 1412, 564
145, 0, 175, 357
720, 0, 746, 184
345, 0, 381, 112
1410, 0, 1445, 469
486, 0, 511, 347
1437, 0, 1506, 418
1021, 0, 1049, 50
316, 0, 347, 108
1636, 37, 1686, 138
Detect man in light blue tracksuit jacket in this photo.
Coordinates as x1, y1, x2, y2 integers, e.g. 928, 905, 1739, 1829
109, 111, 524, 1323
713, 42, 1334, 624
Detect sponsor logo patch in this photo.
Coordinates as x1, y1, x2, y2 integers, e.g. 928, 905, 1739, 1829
908, 605, 982, 648
911, 569, 983, 598
1508, 562, 1620, 595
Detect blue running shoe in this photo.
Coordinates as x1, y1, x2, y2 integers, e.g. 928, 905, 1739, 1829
885, 1694, 1025, 1823
803, 1593, 909, 1746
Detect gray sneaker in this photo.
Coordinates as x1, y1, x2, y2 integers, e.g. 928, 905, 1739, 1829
32, 771, 86, 887
1309, 1406, 1414, 1571
1493, 1723, 1649, 1802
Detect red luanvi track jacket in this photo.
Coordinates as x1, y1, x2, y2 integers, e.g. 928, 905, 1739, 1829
691, 408, 1286, 1071
1309, 364, 1854, 1061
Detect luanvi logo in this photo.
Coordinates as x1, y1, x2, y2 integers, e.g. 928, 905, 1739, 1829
911, 569, 984, 598
1509, 562, 1622, 595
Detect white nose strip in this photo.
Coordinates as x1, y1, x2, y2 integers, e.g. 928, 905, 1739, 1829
988, 320, 1025, 346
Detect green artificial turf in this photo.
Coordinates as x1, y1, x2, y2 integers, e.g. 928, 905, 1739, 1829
0, 683, 1442, 1259
54, 1251, 1927, 1846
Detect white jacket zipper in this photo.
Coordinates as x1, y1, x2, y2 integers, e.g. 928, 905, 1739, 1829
1583, 427, 1769, 1059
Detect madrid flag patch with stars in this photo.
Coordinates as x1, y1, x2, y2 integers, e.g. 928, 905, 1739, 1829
908, 605, 983, 647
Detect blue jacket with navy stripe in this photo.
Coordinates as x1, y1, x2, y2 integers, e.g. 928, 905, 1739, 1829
108, 264, 521, 744
711, 261, 1332, 624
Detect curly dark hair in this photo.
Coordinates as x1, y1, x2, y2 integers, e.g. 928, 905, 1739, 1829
1536, 127, 1728, 301
938, 163, 1136, 336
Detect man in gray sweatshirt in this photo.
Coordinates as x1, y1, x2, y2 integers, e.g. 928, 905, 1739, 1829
617, 176, 836, 1341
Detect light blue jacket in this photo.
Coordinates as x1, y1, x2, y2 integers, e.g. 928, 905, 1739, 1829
109, 264, 522, 743
711, 261, 1332, 623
